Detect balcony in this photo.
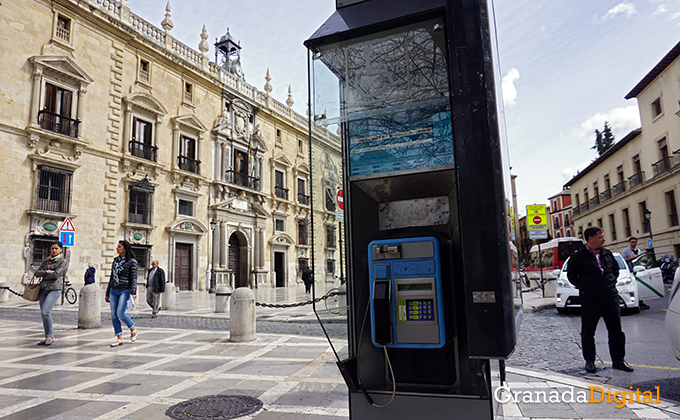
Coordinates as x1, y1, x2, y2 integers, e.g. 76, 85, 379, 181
671, 213, 679, 227
225, 170, 260, 190
628, 171, 644, 188
625, 226, 631, 237
612, 181, 626, 197
642, 221, 650, 234
572, 206, 580, 216
129, 140, 158, 162
589, 196, 600, 208
274, 186, 289, 200
600, 188, 612, 203
652, 157, 672, 177
38, 110, 80, 138
674, 149, 680, 168
611, 230, 617, 241
297, 192, 310, 205
177, 156, 200, 174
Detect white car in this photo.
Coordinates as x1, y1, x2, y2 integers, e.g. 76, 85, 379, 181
554, 252, 662, 314
666, 267, 680, 361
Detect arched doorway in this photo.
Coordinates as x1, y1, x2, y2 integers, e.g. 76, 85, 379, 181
228, 233, 241, 287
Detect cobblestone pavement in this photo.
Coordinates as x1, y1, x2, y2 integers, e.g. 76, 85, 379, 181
506, 309, 585, 373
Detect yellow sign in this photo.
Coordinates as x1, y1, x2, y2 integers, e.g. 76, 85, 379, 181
526, 204, 548, 230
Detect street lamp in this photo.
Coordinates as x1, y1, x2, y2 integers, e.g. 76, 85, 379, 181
644, 209, 655, 260
209, 219, 217, 293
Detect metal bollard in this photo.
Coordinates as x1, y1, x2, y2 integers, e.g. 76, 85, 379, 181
0, 283, 9, 303
230, 287, 256, 342
162, 282, 176, 310
78, 283, 101, 329
215, 286, 232, 313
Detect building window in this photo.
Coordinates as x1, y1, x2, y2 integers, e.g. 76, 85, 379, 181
184, 82, 193, 103
31, 236, 55, 266
298, 258, 309, 275
325, 187, 336, 211
130, 117, 156, 161
36, 166, 72, 213
297, 178, 309, 205
128, 188, 152, 225
39, 83, 78, 138
178, 135, 200, 174
298, 140, 304, 155
178, 199, 194, 217
138, 58, 150, 83
131, 246, 150, 272
652, 97, 663, 118
274, 170, 288, 199
666, 190, 679, 227
622, 208, 631, 237
326, 225, 336, 249
298, 221, 309, 245
275, 219, 284, 232
608, 214, 617, 241
276, 129, 282, 143
55, 14, 71, 43
639, 201, 649, 233
327, 259, 336, 275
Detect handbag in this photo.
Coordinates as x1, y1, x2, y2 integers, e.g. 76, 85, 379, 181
127, 295, 136, 311
22, 275, 41, 302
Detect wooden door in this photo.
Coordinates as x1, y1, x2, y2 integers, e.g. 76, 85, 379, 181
175, 243, 192, 290
228, 234, 241, 287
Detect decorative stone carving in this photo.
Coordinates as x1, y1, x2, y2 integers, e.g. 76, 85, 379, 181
286, 85, 294, 108
264, 69, 272, 95
161, 2, 174, 32
199, 25, 209, 54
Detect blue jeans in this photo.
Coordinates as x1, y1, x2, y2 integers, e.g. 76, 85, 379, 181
109, 289, 134, 336
39, 289, 61, 338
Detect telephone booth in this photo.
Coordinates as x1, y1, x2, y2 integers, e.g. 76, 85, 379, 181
305, 1, 521, 418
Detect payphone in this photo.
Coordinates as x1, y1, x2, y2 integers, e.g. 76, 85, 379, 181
369, 237, 445, 348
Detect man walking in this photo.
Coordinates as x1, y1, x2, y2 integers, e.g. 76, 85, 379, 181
567, 227, 634, 373
302, 265, 313, 294
146, 260, 165, 318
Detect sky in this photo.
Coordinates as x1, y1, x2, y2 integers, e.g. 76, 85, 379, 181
128, 0, 680, 217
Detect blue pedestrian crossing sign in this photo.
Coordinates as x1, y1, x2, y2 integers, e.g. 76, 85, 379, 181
648, 239, 653, 249
60, 231, 75, 247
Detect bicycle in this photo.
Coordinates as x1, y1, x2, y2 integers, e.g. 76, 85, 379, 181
62, 279, 77, 305
324, 279, 347, 314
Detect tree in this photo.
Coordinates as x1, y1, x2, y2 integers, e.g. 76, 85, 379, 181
592, 121, 616, 156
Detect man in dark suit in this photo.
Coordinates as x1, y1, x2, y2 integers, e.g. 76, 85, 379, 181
146, 260, 165, 318
567, 226, 633, 373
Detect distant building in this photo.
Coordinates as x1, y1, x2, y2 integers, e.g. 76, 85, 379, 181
565, 40, 680, 257
548, 189, 573, 238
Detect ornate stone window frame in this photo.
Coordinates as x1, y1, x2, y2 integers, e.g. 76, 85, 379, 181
136, 53, 153, 88
171, 114, 208, 187
270, 153, 293, 203
123, 176, 157, 246
51, 8, 76, 51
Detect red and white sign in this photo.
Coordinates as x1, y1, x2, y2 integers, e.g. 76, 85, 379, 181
336, 189, 344, 211
532, 216, 542, 225
59, 217, 76, 232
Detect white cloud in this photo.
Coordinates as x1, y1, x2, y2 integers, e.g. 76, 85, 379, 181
578, 106, 640, 140
653, 4, 668, 15
502, 68, 520, 105
596, 2, 638, 23
671, 11, 680, 19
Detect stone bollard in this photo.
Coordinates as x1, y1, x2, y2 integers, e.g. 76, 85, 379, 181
338, 283, 347, 309
0, 283, 9, 303
162, 282, 176, 310
543, 278, 557, 298
78, 283, 101, 329
230, 287, 256, 342
215, 285, 232, 313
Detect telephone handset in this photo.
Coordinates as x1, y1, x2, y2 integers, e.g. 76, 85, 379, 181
368, 236, 445, 349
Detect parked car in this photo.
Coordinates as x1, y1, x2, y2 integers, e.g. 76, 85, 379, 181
631, 253, 666, 301
666, 267, 680, 361
554, 251, 663, 314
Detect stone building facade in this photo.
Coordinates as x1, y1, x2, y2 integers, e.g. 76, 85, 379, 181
566, 41, 680, 257
0, 0, 341, 291
548, 189, 574, 239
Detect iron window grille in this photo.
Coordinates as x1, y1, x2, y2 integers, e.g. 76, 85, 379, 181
35, 166, 72, 213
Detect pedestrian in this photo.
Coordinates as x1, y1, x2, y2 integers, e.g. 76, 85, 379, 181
146, 260, 165, 318
621, 237, 649, 309
302, 265, 313, 294
105, 240, 138, 347
34, 241, 69, 346
84, 262, 95, 285
567, 226, 634, 373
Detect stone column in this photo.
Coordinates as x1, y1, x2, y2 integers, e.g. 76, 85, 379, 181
219, 223, 227, 267
258, 228, 265, 269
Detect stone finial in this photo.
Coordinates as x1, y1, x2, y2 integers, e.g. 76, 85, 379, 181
199, 25, 209, 54
306, 101, 310, 116
286, 85, 294, 107
161, 1, 174, 32
264, 69, 273, 95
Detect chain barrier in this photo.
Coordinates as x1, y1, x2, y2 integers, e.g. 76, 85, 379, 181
520, 274, 549, 294
255, 290, 340, 309
1, 286, 24, 298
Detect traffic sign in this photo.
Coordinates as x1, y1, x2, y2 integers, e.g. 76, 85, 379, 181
526, 204, 548, 230
529, 230, 548, 240
60, 231, 75, 247
336, 189, 344, 211
648, 239, 653, 249
59, 217, 76, 232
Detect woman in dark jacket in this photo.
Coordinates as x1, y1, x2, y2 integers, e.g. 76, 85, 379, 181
34, 241, 69, 345
84, 263, 95, 285
105, 240, 138, 346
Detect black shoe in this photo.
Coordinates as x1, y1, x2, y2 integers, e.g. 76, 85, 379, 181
639, 302, 650, 310
612, 360, 634, 372
585, 361, 597, 373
